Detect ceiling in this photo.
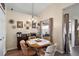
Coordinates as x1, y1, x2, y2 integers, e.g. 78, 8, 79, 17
6, 3, 74, 16
6, 3, 51, 16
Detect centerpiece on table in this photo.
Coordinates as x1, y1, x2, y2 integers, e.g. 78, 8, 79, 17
35, 38, 42, 42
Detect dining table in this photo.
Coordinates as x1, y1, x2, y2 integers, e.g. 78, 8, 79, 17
26, 38, 51, 48
26, 38, 51, 55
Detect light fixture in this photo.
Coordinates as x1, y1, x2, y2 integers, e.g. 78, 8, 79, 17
32, 17, 34, 21
32, 3, 34, 21
32, 3, 36, 22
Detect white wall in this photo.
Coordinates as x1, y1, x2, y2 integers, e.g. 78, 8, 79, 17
6, 8, 39, 50
38, 4, 64, 52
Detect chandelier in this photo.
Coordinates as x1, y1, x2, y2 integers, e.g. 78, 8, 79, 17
32, 3, 36, 22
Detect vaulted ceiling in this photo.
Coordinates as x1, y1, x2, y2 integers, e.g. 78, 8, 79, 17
6, 3, 74, 16
6, 3, 51, 16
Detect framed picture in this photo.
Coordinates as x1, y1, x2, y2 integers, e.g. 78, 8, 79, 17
26, 27, 29, 29
38, 23, 40, 26
12, 25, 16, 29
32, 21, 36, 28
26, 21, 30, 24
17, 21, 23, 28
9, 19, 14, 24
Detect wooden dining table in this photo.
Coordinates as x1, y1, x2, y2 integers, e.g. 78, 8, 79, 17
26, 38, 51, 48
26, 38, 51, 55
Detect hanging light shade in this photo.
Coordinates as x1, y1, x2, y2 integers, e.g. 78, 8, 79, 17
31, 3, 37, 22
32, 3, 34, 21
32, 17, 34, 21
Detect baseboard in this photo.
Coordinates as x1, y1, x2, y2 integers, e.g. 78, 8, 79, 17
57, 49, 64, 54
3, 51, 6, 56
74, 46, 79, 47
7, 47, 17, 51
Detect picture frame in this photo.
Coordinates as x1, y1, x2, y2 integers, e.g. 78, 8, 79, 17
9, 19, 14, 24
26, 27, 29, 29
26, 21, 30, 24
32, 21, 36, 28
17, 21, 23, 28
12, 25, 16, 29
38, 23, 40, 26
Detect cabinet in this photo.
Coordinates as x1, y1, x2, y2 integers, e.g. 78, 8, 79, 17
16, 32, 29, 50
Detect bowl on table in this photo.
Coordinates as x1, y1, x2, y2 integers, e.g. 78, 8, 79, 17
35, 39, 42, 42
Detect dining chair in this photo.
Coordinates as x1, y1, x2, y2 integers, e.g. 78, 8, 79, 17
38, 43, 57, 56
43, 36, 50, 41
45, 43, 57, 56
29, 36, 36, 39
20, 40, 36, 56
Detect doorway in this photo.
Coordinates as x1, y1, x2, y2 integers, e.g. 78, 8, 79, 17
63, 13, 70, 54
64, 14, 79, 55
40, 18, 53, 43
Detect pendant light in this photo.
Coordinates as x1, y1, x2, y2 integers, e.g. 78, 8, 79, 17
31, 3, 37, 23
32, 3, 34, 21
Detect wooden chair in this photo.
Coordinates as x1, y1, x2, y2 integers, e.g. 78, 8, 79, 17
43, 36, 50, 41
20, 40, 36, 56
37, 48, 45, 56
38, 43, 57, 56
29, 36, 36, 39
